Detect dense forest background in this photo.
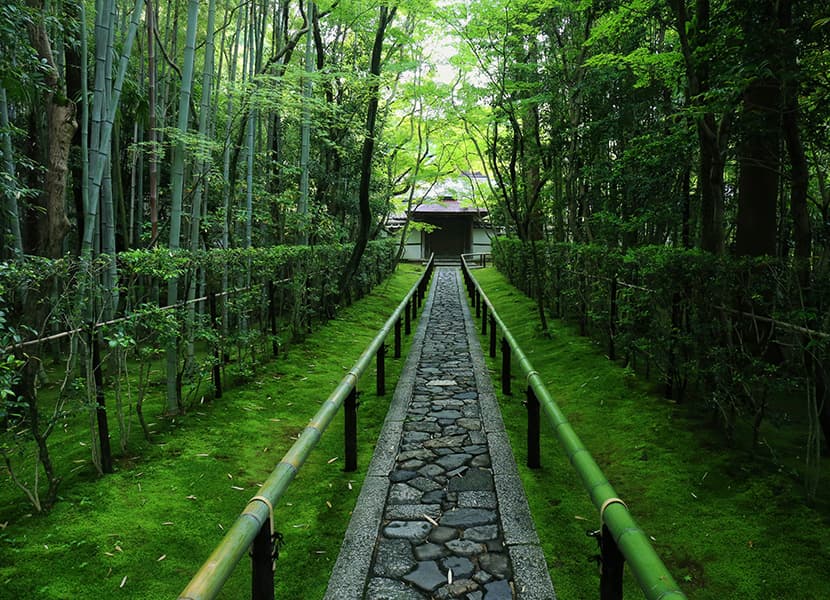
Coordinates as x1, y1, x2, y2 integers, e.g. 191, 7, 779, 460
1, 0, 829, 511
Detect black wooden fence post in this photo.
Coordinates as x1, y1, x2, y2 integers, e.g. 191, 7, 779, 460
345, 387, 358, 472
501, 337, 511, 396
376, 343, 386, 396
489, 315, 496, 358
599, 524, 625, 600
481, 303, 488, 335
251, 520, 275, 600
526, 385, 540, 469
394, 317, 402, 358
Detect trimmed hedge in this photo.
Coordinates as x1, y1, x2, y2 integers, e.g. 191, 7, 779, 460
492, 237, 829, 469
0, 240, 398, 510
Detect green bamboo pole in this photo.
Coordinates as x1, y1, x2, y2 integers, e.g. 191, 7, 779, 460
185, 0, 217, 370
297, 1, 315, 245
164, 0, 200, 415
100, 0, 118, 317
79, 0, 89, 250
146, 0, 158, 241
244, 4, 255, 256
81, 0, 145, 255
220, 1, 243, 342
242, 3, 256, 307
0, 86, 23, 257
87, 0, 108, 255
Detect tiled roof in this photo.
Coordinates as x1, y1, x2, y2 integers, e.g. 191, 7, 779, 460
409, 199, 488, 215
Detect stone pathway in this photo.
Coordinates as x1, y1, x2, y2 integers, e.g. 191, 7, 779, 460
326, 268, 555, 600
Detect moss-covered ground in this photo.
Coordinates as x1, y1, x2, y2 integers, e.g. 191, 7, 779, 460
469, 267, 830, 599
0, 264, 425, 599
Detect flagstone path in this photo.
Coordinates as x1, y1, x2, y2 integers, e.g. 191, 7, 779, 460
325, 268, 555, 600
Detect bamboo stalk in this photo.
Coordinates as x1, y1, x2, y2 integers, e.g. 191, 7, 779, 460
165, 0, 201, 414
81, 0, 146, 255
0, 86, 23, 256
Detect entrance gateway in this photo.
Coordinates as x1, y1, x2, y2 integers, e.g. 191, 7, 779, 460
400, 197, 493, 262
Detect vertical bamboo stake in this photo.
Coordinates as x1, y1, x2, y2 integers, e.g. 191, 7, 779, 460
186, 0, 217, 370
0, 87, 23, 256
298, 1, 315, 244
165, 0, 201, 414
81, 0, 144, 255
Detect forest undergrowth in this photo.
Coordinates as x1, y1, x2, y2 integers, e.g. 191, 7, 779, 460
471, 266, 829, 599
0, 263, 424, 599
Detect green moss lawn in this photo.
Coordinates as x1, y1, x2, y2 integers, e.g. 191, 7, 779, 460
0, 264, 425, 599
469, 266, 830, 599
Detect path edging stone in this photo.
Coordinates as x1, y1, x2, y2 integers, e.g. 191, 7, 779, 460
457, 270, 556, 599
323, 271, 438, 600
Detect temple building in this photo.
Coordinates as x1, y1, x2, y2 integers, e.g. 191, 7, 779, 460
387, 172, 494, 263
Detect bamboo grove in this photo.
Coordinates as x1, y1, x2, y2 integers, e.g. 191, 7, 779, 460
1, 0, 829, 508
448, 0, 830, 497
0, 0, 447, 511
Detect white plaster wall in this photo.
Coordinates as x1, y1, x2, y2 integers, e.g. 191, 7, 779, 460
402, 229, 423, 260
472, 227, 492, 252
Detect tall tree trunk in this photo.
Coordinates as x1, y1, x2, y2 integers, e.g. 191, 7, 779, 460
698, 118, 727, 254
735, 4, 781, 258
681, 164, 691, 248
26, 0, 76, 258
338, 5, 397, 303
673, 0, 728, 254
735, 75, 781, 257
779, 0, 811, 287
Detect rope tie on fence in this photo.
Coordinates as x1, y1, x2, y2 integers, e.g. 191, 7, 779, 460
346, 371, 359, 388
249, 495, 275, 534
600, 497, 628, 524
